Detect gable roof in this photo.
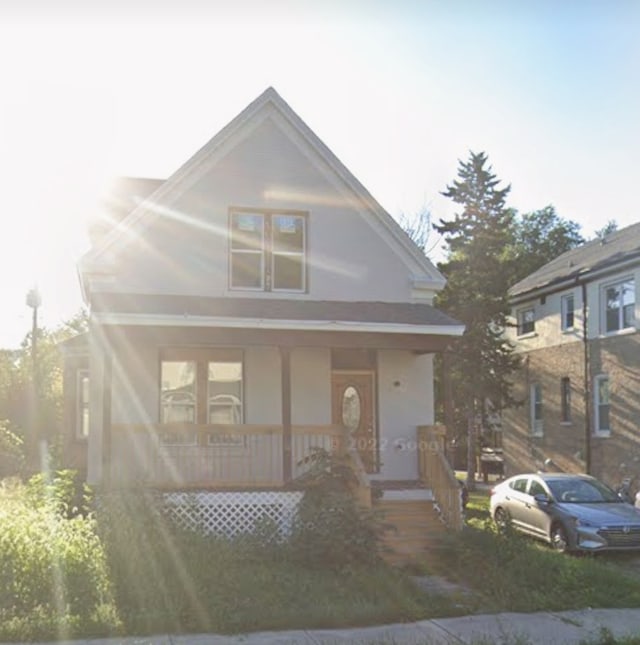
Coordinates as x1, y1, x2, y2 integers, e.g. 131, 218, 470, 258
80, 87, 444, 289
510, 221, 640, 301
89, 176, 164, 247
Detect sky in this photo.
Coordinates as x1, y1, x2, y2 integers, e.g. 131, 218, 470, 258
0, 0, 638, 348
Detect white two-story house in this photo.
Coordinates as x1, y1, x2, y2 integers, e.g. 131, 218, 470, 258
60, 88, 465, 548
503, 222, 640, 489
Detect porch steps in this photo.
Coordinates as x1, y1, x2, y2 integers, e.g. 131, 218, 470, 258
375, 495, 448, 566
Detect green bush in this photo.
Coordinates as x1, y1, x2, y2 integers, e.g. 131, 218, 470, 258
0, 475, 120, 642
289, 448, 383, 569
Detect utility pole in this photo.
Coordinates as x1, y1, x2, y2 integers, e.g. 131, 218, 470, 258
26, 287, 42, 472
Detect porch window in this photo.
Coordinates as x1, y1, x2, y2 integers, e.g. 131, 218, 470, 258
230, 209, 306, 292
208, 361, 243, 424
161, 361, 196, 423
603, 278, 635, 333
76, 369, 90, 439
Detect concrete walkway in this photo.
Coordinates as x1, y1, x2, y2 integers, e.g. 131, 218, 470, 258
17, 608, 640, 645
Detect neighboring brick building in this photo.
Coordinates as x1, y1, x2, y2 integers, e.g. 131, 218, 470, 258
503, 222, 640, 491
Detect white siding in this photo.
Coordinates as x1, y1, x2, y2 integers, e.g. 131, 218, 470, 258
291, 348, 331, 425
100, 117, 420, 304
375, 350, 434, 481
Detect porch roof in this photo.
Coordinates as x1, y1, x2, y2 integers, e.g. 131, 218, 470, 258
91, 294, 464, 337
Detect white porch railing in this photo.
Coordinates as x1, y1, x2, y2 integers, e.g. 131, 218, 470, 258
417, 425, 464, 531
109, 424, 343, 488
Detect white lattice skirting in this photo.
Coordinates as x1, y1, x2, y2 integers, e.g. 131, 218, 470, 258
163, 491, 304, 538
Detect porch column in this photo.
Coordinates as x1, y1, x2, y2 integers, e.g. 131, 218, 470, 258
280, 347, 292, 483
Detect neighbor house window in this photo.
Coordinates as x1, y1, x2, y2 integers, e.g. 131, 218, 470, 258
517, 308, 535, 335
530, 383, 543, 436
594, 375, 610, 436
76, 369, 90, 439
230, 209, 306, 292
160, 351, 244, 444
603, 278, 635, 333
561, 294, 575, 331
560, 377, 571, 423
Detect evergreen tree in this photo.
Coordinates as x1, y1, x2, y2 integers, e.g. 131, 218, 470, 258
434, 152, 521, 481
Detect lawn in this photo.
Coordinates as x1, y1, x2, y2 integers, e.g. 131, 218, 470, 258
3, 472, 640, 643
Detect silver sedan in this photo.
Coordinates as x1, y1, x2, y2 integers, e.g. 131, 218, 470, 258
490, 473, 640, 552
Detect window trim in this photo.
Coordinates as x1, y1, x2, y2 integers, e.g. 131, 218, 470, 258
517, 307, 535, 336
601, 277, 635, 335
530, 382, 543, 436
561, 293, 575, 331
76, 369, 90, 440
229, 207, 308, 293
593, 374, 611, 437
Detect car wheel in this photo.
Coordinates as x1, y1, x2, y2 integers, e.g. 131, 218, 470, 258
494, 507, 509, 530
550, 523, 570, 552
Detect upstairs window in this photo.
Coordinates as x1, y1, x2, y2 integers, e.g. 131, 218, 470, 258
603, 279, 635, 333
517, 307, 535, 336
230, 210, 306, 292
561, 294, 575, 331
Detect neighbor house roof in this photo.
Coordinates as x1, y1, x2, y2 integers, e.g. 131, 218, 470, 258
90, 294, 464, 336
510, 221, 640, 302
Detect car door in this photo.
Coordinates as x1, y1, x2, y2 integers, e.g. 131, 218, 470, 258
520, 477, 553, 539
504, 477, 531, 530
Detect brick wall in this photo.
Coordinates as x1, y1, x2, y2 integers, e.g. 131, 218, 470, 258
503, 330, 640, 489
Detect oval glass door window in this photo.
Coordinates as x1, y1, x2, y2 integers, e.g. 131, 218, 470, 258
342, 386, 361, 431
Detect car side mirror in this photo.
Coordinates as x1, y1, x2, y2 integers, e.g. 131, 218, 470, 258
534, 493, 551, 505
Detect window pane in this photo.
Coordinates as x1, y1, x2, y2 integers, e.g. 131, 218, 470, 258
161, 361, 196, 423
519, 308, 534, 335
605, 285, 621, 331
599, 405, 610, 432
272, 215, 304, 253
598, 377, 610, 404
561, 377, 571, 423
231, 252, 263, 288
562, 295, 574, 329
273, 254, 304, 290
231, 213, 263, 251
208, 361, 243, 424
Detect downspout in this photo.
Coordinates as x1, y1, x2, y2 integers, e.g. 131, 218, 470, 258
581, 281, 591, 474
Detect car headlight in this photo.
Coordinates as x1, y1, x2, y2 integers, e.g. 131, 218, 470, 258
574, 517, 594, 528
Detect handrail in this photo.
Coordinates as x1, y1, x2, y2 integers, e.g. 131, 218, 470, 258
417, 425, 463, 531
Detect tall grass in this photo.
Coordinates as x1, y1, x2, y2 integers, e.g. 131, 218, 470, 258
0, 474, 121, 642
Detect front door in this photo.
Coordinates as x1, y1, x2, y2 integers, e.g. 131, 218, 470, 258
331, 371, 376, 473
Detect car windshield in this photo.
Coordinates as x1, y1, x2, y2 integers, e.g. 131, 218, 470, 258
547, 478, 621, 503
